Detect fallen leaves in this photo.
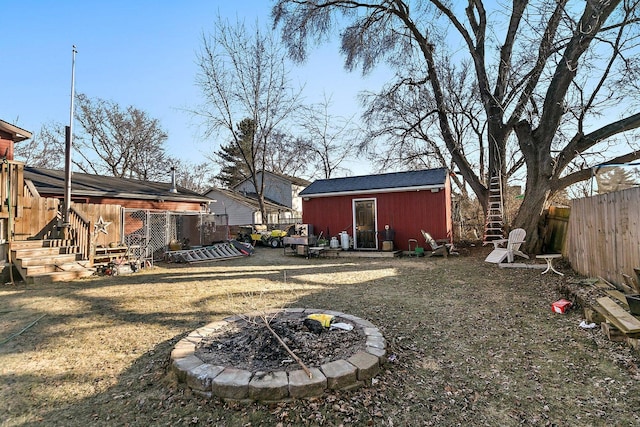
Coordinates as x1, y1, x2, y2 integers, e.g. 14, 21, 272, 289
3, 246, 640, 426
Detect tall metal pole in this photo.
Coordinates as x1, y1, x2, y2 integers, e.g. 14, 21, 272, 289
63, 45, 77, 234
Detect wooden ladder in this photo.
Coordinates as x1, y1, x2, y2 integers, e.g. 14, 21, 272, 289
483, 172, 505, 245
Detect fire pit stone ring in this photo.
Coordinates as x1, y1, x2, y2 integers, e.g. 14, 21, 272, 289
170, 308, 387, 402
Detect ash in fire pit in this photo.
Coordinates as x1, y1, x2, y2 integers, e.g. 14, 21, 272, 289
195, 312, 365, 372
170, 308, 387, 402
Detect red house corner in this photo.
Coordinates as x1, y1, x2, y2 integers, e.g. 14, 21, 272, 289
299, 168, 452, 251
0, 119, 32, 159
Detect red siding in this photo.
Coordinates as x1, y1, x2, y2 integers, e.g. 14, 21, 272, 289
0, 135, 14, 160
302, 176, 452, 251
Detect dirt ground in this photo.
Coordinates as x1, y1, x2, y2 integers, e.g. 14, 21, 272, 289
1, 244, 640, 426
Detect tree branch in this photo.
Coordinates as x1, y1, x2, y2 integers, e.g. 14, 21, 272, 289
260, 314, 312, 378
554, 151, 640, 192
557, 111, 640, 173
536, 0, 621, 144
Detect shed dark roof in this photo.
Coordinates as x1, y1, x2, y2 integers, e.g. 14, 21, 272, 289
300, 168, 448, 197
24, 167, 212, 203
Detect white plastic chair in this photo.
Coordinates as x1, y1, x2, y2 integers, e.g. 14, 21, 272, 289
484, 228, 529, 263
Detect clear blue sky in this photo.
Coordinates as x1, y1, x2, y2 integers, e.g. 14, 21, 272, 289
2, 0, 391, 176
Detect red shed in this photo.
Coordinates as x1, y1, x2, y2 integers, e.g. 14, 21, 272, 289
299, 168, 452, 251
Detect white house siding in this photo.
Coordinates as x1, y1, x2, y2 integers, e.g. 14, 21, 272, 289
234, 172, 294, 210
291, 184, 305, 214
206, 191, 255, 226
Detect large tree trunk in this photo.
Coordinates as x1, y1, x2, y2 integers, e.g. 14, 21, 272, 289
513, 181, 550, 254
513, 121, 554, 254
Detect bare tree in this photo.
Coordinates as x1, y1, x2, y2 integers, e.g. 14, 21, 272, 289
359, 58, 483, 198
195, 17, 303, 222
172, 159, 215, 193
74, 93, 170, 180
211, 120, 309, 189
273, 0, 640, 251
299, 94, 356, 179
13, 122, 65, 169
261, 130, 310, 178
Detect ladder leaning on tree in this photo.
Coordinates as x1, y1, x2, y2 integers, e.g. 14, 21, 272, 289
483, 172, 505, 245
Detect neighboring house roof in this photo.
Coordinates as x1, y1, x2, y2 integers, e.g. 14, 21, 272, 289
206, 188, 293, 211
0, 119, 32, 142
24, 166, 213, 203
300, 168, 448, 197
232, 170, 311, 190
271, 171, 311, 187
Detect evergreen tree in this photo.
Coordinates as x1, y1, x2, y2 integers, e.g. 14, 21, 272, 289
596, 166, 637, 194
214, 118, 255, 189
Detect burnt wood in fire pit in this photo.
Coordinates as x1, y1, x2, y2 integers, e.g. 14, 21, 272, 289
170, 308, 387, 402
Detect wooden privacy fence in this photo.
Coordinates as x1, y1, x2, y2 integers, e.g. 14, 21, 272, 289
14, 196, 59, 240
15, 178, 123, 247
565, 187, 640, 287
543, 206, 570, 254
71, 202, 122, 247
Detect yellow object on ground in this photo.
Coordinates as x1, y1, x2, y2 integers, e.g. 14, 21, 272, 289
307, 313, 334, 327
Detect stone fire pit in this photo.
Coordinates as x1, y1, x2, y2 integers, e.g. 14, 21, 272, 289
170, 308, 387, 402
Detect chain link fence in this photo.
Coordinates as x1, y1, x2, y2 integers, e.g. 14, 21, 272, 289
123, 209, 229, 261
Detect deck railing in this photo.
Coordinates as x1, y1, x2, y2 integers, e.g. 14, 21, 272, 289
68, 206, 92, 262
0, 160, 24, 220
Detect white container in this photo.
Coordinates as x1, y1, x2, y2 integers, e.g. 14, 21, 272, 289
330, 237, 339, 249
340, 232, 349, 250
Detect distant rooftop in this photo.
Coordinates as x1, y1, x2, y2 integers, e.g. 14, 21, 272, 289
24, 167, 212, 203
232, 170, 311, 190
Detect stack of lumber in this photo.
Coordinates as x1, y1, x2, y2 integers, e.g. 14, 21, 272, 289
591, 275, 640, 347
569, 276, 640, 348
596, 297, 640, 340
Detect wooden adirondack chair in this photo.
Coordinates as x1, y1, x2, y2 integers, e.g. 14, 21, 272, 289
421, 230, 458, 257
484, 228, 529, 263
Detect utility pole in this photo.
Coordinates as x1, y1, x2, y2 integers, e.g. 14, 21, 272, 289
63, 45, 77, 238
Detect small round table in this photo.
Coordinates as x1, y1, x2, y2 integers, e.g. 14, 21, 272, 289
536, 254, 564, 276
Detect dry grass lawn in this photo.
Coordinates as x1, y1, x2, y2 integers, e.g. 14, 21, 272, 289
1, 245, 640, 426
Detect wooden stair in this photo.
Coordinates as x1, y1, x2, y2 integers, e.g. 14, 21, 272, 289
10, 240, 95, 284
